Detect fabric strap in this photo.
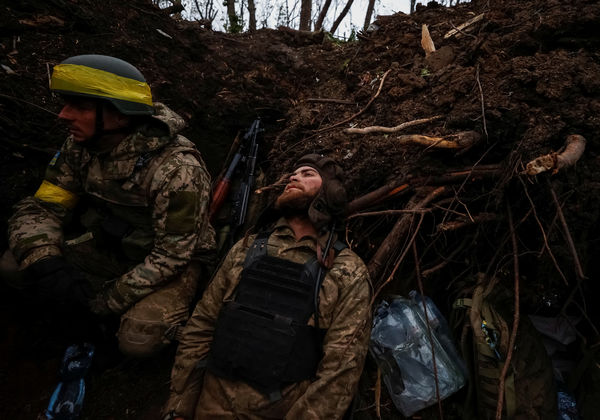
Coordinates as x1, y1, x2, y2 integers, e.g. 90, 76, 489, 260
51, 63, 153, 106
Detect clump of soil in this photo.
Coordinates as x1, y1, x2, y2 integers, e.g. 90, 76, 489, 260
2, 0, 600, 418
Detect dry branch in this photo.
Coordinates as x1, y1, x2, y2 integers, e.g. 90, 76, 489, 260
315, 68, 392, 133
372, 213, 425, 301
548, 180, 586, 281
475, 65, 488, 138
347, 181, 410, 214
347, 208, 431, 219
524, 134, 586, 175
519, 177, 569, 286
306, 98, 356, 105
368, 186, 447, 281
436, 212, 498, 232
444, 13, 485, 39
347, 164, 502, 214
397, 131, 481, 149
344, 115, 442, 134
422, 237, 469, 278
496, 201, 520, 420
413, 242, 444, 419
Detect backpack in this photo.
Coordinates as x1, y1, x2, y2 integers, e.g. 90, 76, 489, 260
452, 277, 557, 419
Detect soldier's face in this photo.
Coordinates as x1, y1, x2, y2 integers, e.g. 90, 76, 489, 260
58, 98, 130, 142
275, 166, 322, 210
58, 97, 97, 142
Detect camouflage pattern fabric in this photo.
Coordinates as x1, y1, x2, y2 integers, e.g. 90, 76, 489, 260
8, 102, 216, 314
165, 217, 372, 420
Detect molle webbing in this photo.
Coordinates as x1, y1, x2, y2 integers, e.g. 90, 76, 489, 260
207, 231, 325, 395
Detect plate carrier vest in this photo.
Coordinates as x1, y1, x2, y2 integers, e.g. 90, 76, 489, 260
207, 230, 345, 398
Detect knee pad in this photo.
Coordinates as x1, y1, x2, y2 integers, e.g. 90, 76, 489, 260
117, 313, 180, 358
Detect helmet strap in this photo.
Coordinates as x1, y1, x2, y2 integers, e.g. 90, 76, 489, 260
87, 102, 133, 148
92, 101, 105, 141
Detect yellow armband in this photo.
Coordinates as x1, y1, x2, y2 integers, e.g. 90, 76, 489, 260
34, 180, 78, 209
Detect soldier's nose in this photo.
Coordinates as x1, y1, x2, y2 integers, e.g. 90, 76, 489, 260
58, 104, 75, 121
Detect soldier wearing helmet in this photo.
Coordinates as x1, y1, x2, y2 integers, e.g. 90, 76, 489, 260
163, 154, 371, 420
6, 55, 216, 357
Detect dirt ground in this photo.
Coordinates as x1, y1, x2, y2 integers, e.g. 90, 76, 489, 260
1, 0, 600, 418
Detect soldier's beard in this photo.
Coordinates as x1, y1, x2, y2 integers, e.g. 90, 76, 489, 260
274, 189, 316, 217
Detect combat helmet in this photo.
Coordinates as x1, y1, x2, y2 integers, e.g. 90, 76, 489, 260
50, 54, 154, 115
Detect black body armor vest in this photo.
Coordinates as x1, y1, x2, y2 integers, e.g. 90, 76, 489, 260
207, 231, 345, 397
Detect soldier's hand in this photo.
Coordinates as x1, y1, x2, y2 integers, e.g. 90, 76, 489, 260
25, 256, 93, 306
88, 292, 114, 317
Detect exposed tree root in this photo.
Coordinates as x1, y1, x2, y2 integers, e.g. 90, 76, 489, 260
396, 131, 481, 149
436, 212, 498, 232
524, 134, 586, 175
315, 68, 392, 133
344, 115, 442, 134
496, 199, 520, 420
368, 186, 447, 283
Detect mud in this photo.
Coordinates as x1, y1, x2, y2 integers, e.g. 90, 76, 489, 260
1, 0, 600, 418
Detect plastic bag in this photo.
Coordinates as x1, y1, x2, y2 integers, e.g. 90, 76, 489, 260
45, 342, 95, 420
370, 293, 466, 416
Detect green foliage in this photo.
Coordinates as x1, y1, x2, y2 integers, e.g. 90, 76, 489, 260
226, 15, 243, 33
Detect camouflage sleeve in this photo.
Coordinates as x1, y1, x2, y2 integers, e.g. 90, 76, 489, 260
106, 154, 214, 312
8, 140, 81, 267
164, 238, 249, 419
285, 252, 372, 420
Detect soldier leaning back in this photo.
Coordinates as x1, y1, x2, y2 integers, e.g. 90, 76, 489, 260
5, 55, 216, 357
163, 154, 372, 419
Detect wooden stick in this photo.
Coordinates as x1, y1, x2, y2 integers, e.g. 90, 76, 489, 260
548, 180, 586, 280
347, 208, 431, 219
347, 182, 410, 214
422, 236, 469, 278
371, 213, 425, 302
0, 93, 58, 116
496, 199, 520, 420
344, 115, 442, 134
413, 242, 444, 419
436, 212, 498, 232
306, 98, 356, 105
375, 367, 382, 419
519, 177, 569, 285
444, 13, 485, 39
475, 65, 488, 139
448, 20, 478, 40
368, 186, 446, 281
315, 68, 392, 133
396, 131, 481, 149
421, 24, 436, 56
347, 164, 502, 215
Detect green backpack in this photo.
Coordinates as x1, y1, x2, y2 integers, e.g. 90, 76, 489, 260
452, 278, 558, 420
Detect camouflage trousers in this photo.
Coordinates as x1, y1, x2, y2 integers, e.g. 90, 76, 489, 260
63, 238, 200, 358
0, 239, 201, 358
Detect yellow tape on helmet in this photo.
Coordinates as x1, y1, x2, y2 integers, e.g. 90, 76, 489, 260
34, 180, 79, 209
50, 63, 153, 106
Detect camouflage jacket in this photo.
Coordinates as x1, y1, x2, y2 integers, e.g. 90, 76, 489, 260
8, 103, 216, 312
165, 218, 372, 420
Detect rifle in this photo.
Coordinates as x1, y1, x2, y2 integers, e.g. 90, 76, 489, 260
209, 119, 262, 229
